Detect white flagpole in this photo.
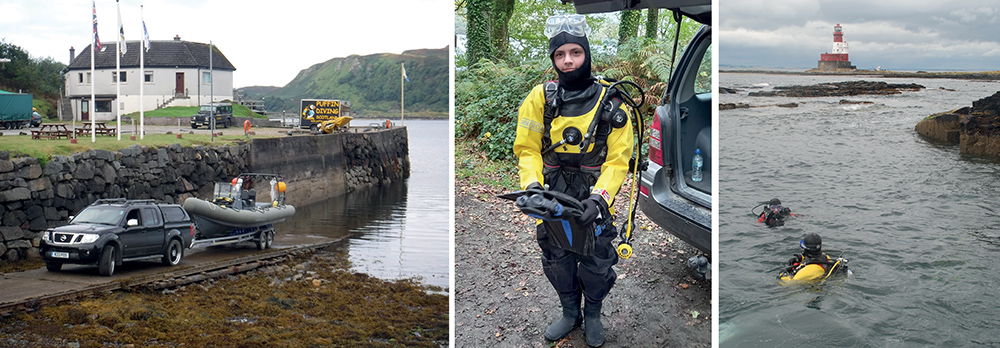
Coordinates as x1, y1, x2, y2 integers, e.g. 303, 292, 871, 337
116, 43, 121, 141
91, 1, 97, 143
115, 0, 123, 141
140, 5, 145, 139
399, 63, 406, 126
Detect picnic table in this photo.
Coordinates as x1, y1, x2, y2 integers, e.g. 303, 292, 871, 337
75, 122, 117, 137
31, 124, 72, 140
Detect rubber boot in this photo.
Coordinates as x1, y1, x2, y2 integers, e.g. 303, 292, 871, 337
583, 297, 604, 347
544, 292, 582, 340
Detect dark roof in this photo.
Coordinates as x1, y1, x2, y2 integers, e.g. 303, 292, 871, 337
66, 40, 236, 71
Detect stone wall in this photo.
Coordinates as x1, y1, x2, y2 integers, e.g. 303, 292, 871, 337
0, 144, 251, 261
251, 127, 410, 206
0, 127, 409, 262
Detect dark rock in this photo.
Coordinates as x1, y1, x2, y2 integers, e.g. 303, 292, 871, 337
839, 99, 874, 105
719, 103, 751, 111
56, 183, 75, 199
776, 103, 798, 108
720, 87, 739, 94
3, 210, 28, 227
24, 205, 43, 221
0, 160, 12, 173
0, 226, 28, 241
44, 206, 59, 220
28, 215, 47, 231
5, 249, 20, 262
0, 187, 30, 202
749, 80, 925, 97
74, 162, 95, 180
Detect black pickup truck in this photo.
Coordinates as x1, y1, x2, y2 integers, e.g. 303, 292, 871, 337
40, 199, 194, 276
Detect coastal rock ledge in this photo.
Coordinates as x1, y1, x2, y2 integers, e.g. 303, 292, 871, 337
915, 91, 1000, 157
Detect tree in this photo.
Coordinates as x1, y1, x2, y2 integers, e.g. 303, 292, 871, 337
465, 0, 515, 64
618, 10, 641, 46
645, 9, 659, 39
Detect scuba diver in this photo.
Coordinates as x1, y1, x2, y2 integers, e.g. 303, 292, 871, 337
779, 233, 850, 284
512, 13, 636, 348
755, 198, 793, 227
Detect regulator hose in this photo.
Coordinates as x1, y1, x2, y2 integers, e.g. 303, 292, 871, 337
613, 80, 645, 259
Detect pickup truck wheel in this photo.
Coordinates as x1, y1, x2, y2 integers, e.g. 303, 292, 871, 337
45, 262, 62, 272
191, 124, 199, 129
162, 239, 184, 266
99, 245, 116, 276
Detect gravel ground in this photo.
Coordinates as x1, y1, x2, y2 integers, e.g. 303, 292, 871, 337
454, 175, 711, 347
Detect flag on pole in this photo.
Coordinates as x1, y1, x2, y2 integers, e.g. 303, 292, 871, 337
92, 0, 101, 50
402, 63, 409, 82
117, 0, 126, 55
142, 14, 150, 51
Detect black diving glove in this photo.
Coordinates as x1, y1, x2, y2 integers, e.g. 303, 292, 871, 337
787, 254, 802, 265
577, 195, 608, 226
526, 182, 544, 191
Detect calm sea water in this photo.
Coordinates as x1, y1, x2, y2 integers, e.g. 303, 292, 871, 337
274, 120, 449, 289
719, 73, 1000, 346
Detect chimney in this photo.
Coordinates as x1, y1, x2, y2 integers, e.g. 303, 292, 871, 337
174, 35, 181, 41
69, 46, 75, 62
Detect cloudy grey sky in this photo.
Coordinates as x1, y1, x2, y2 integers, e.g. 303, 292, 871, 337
0, 0, 452, 87
720, 0, 1000, 71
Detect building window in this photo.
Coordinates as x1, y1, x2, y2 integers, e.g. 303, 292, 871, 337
112, 71, 127, 83
202, 72, 212, 84
95, 100, 112, 112
78, 73, 83, 83
86, 72, 92, 84
144, 71, 153, 83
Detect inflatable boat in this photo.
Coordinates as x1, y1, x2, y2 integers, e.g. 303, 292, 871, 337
182, 173, 295, 238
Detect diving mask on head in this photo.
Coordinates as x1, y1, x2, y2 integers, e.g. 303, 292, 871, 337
770, 205, 782, 214
544, 14, 589, 39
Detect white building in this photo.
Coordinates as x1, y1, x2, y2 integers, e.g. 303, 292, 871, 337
64, 36, 236, 121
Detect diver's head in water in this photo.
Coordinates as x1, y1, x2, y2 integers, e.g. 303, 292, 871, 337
800, 233, 822, 256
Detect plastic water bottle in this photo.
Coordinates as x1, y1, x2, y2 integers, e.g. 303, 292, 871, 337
692, 148, 703, 182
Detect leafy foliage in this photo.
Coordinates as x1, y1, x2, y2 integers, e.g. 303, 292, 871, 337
0, 39, 68, 117
456, 7, 706, 166
645, 9, 659, 39
455, 59, 551, 161
618, 10, 641, 46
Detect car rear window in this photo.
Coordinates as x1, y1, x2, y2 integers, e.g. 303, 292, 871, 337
160, 206, 189, 223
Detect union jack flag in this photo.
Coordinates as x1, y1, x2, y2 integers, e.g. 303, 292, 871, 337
93, 0, 102, 50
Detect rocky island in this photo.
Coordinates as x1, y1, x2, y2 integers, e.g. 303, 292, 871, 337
915, 91, 1000, 158
748, 80, 925, 97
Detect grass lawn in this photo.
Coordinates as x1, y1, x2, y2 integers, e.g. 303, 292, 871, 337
0, 133, 274, 164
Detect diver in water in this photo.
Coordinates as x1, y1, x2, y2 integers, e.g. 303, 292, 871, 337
512, 13, 635, 347
781, 233, 848, 281
757, 198, 793, 227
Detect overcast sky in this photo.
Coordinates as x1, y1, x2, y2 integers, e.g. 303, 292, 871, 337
720, 0, 1000, 71
0, 0, 453, 87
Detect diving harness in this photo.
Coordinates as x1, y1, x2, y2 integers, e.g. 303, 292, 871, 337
517, 78, 646, 259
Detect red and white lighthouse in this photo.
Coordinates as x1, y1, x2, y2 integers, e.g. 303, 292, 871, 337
817, 24, 855, 70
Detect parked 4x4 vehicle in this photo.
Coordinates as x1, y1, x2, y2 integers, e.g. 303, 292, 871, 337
190, 102, 234, 129
569, 0, 712, 256
40, 199, 194, 276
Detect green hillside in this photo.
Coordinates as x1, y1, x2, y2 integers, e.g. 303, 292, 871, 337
253, 47, 448, 116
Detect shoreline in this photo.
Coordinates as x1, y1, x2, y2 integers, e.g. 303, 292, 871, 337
722, 69, 1000, 80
